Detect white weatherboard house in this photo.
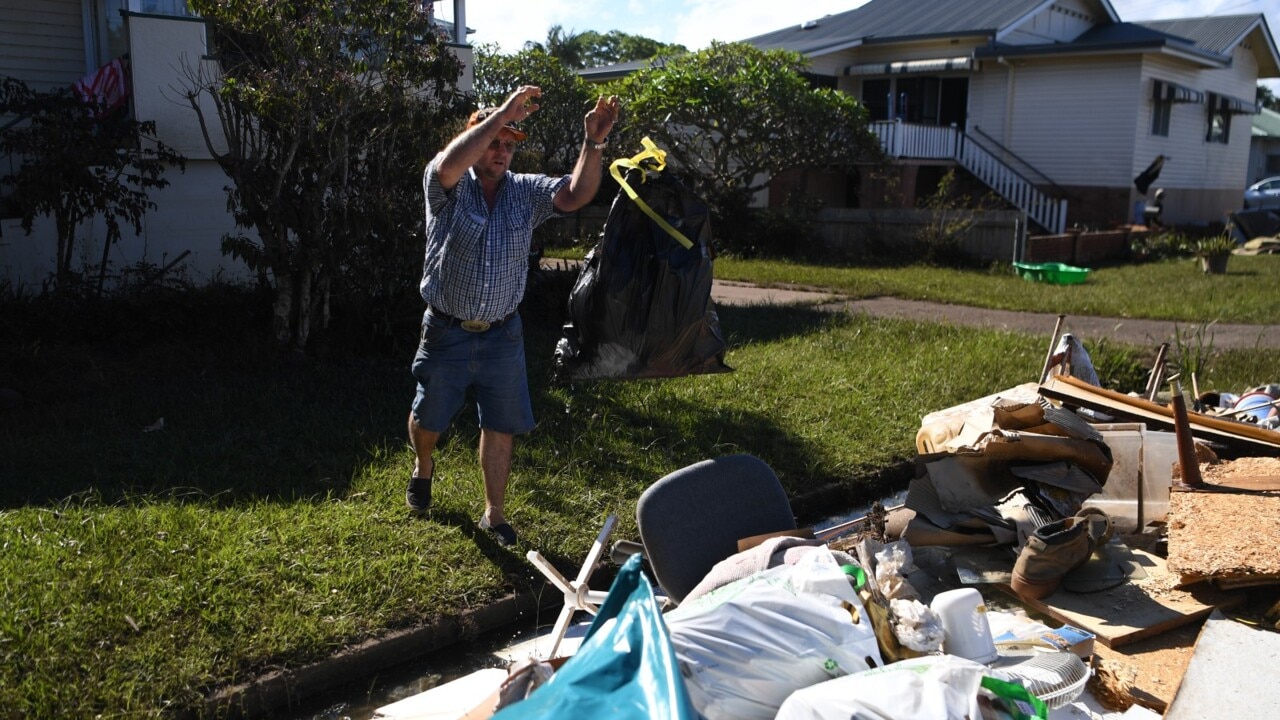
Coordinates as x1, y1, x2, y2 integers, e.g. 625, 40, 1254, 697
744, 0, 1278, 233
0, 0, 473, 291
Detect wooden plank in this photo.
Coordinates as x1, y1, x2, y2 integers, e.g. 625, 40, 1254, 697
1181, 475, 1280, 492
1039, 375, 1280, 454
999, 548, 1232, 648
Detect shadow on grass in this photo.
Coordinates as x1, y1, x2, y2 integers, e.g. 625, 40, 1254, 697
1, 274, 886, 514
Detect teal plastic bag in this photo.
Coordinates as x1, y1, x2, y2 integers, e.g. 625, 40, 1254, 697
492, 555, 696, 719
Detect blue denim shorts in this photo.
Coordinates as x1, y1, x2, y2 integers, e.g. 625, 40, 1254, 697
410, 310, 534, 435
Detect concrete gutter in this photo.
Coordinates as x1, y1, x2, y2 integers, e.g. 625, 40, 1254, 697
205, 589, 560, 719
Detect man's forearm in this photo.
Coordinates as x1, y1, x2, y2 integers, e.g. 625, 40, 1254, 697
556, 140, 606, 212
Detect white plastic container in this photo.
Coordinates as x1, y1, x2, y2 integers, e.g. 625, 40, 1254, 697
930, 588, 999, 664
1084, 425, 1176, 531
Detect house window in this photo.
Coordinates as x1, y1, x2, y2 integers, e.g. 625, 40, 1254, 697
1267, 154, 1280, 176
862, 79, 891, 121
1206, 94, 1230, 144
1151, 95, 1171, 136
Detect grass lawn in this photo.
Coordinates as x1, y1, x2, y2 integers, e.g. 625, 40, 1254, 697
1, 261, 1275, 716
709, 254, 1280, 324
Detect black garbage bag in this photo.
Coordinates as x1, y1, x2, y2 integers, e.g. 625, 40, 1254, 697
554, 154, 731, 381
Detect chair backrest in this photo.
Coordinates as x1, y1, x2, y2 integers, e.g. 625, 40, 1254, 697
636, 454, 796, 603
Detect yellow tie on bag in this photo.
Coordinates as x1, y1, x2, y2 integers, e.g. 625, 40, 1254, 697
608, 137, 695, 250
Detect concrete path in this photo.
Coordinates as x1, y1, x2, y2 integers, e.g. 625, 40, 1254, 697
708, 280, 1279, 351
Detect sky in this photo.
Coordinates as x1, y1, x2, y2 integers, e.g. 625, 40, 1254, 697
443, 0, 1280, 96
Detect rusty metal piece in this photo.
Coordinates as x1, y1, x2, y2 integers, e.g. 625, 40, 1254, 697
1170, 392, 1206, 490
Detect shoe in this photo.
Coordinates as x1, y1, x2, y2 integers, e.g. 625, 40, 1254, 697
479, 515, 518, 546
406, 475, 432, 515
1010, 509, 1112, 600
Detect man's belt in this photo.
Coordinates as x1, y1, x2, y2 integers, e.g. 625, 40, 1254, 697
428, 307, 516, 333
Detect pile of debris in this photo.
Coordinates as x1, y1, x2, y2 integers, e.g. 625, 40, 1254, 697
375, 328, 1280, 720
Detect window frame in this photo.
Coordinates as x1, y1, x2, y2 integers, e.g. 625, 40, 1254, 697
1206, 93, 1231, 144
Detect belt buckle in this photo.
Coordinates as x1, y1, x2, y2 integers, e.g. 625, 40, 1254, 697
460, 319, 490, 333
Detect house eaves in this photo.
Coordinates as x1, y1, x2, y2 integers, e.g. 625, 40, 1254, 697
973, 21, 1235, 69
578, 57, 661, 83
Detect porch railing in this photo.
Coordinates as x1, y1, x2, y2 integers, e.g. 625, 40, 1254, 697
870, 119, 1067, 234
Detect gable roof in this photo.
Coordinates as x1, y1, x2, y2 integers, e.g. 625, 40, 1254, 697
744, 0, 1095, 55
1142, 14, 1280, 78
1139, 15, 1266, 58
741, 0, 1278, 79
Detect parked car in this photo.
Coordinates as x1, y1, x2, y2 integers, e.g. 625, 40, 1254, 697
1244, 176, 1280, 209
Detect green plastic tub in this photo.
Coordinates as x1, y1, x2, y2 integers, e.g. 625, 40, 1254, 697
1013, 262, 1090, 285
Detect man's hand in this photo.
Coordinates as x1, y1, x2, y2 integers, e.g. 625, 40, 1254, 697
501, 85, 542, 123
585, 95, 620, 143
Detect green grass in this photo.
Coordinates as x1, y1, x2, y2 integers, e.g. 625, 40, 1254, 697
710, 254, 1280, 324
1, 262, 1275, 716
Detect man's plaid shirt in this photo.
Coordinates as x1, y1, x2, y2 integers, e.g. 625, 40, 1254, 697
419, 157, 569, 322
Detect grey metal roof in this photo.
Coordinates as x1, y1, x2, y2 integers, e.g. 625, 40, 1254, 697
743, 0, 1051, 55
1138, 15, 1262, 58
1255, 107, 1280, 139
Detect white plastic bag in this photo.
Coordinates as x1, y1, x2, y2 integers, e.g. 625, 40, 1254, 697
775, 655, 988, 720
664, 546, 882, 720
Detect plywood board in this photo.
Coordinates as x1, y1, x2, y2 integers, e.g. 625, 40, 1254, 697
1166, 475, 1280, 582
1000, 548, 1230, 648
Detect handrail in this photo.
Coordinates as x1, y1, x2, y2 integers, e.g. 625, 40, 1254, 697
870, 119, 1067, 234
955, 135, 1067, 234
1, 113, 28, 134
969, 125, 1065, 197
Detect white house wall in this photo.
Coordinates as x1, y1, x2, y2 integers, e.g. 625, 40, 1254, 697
0, 160, 252, 291
1, 11, 250, 290
971, 55, 1144, 187
1137, 56, 1252, 188
128, 13, 226, 160
0, 0, 86, 92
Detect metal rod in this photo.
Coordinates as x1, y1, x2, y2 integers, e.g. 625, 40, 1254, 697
1144, 342, 1169, 399
1039, 314, 1066, 384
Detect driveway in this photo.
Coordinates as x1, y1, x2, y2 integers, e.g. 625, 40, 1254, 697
540, 261, 1279, 350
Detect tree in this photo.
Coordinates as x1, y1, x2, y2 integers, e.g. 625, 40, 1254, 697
0, 78, 184, 293
576, 30, 687, 69
1259, 83, 1278, 112
524, 25, 586, 69
607, 42, 882, 243
473, 44, 596, 176
182, 0, 465, 350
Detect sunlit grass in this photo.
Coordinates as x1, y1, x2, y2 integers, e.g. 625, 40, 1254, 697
712, 254, 1280, 324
